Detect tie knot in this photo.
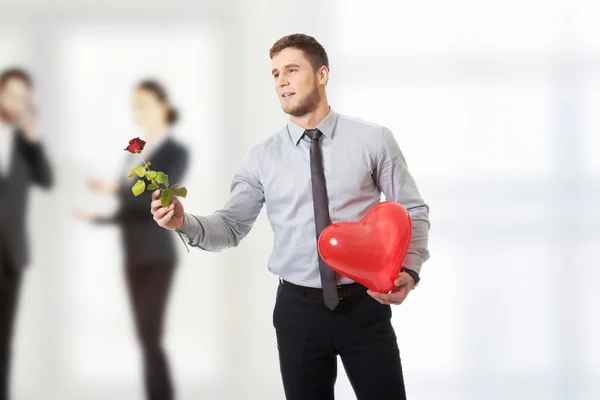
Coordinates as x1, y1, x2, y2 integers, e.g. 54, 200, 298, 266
304, 128, 323, 141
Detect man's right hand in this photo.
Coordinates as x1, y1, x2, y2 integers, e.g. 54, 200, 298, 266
151, 190, 185, 230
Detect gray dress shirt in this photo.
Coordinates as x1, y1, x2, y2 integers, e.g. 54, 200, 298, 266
180, 108, 430, 288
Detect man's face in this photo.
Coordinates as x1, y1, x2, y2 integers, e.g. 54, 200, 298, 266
272, 47, 324, 117
0, 78, 30, 124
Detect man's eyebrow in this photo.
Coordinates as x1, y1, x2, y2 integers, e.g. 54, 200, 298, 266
272, 64, 301, 75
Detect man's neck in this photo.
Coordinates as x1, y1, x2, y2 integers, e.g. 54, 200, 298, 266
290, 102, 331, 129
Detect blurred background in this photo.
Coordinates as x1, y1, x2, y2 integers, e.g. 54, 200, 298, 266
1, 0, 599, 399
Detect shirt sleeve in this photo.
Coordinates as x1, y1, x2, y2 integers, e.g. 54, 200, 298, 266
374, 127, 430, 274
179, 146, 265, 252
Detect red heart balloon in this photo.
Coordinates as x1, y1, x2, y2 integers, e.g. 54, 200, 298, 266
318, 201, 412, 293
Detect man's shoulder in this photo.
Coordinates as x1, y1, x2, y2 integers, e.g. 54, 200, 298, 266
335, 112, 389, 135
250, 126, 288, 153
241, 127, 287, 164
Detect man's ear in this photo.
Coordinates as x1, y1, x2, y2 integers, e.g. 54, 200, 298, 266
318, 65, 329, 85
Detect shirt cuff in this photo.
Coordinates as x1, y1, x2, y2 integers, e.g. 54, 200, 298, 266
180, 212, 204, 247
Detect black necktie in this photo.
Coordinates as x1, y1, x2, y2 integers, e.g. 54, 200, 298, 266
304, 128, 339, 310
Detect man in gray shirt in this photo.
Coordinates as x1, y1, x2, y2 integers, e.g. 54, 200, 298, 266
151, 33, 430, 400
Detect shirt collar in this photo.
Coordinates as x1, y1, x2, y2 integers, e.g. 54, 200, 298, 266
286, 107, 338, 146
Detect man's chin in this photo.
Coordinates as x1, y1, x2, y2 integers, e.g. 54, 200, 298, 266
282, 105, 309, 118
281, 104, 295, 115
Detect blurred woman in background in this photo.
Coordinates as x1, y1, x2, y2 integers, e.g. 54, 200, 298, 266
76, 79, 188, 400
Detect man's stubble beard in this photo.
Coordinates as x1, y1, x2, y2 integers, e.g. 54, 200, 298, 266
283, 81, 321, 118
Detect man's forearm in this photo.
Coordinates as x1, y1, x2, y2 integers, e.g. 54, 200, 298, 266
402, 205, 430, 275
180, 211, 244, 252
376, 127, 430, 276
177, 145, 265, 252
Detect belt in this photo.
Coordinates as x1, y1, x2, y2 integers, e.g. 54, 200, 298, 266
280, 279, 367, 301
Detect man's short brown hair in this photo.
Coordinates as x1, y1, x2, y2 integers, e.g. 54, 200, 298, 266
0, 67, 33, 89
269, 34, 329, 72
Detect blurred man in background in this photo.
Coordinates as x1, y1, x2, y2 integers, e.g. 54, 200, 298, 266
0, 67, 53, 400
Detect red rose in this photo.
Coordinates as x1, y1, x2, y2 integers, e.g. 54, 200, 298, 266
124, 137, 146, 153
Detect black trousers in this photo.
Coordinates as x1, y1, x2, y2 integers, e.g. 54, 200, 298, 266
0, 252, 22, 400
125, 264, 176, 400
273, 282, 407, 400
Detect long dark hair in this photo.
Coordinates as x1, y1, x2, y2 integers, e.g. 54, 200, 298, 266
136, 79, 179, 125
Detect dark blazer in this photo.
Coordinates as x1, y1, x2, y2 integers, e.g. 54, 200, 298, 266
0, 129, 53, 269
97, 137, 189, 267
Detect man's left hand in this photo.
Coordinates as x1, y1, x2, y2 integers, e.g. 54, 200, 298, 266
367, 271, 415, 306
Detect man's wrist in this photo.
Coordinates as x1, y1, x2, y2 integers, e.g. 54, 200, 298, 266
179, 212, 191, 233
401, 268, 420, 288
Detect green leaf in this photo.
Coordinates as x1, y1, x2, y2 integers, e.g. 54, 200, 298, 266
134, 166, 146, 177
155, 172, 167, 185
127, 169, 135, 178
173, 186, 187, 198
147, 183, 159, 191
145, 170, 158, 180
145, 161, 151, 167
160, 188, 174, 207
131, 180, 146, 196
